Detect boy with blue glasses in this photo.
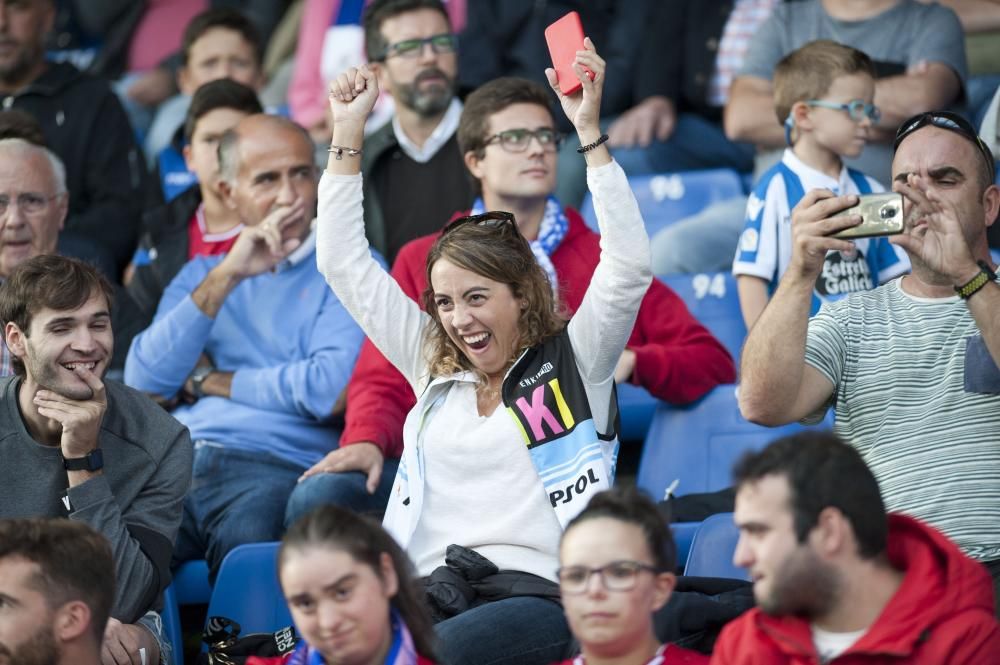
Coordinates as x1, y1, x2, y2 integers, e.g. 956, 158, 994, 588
733, 40, 908, 328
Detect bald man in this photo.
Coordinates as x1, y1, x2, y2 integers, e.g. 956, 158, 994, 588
125, 115, 367, 579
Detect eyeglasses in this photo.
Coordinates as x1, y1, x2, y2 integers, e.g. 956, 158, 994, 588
806, 99, 881, 123
442, 210, 517, 237
556, 560, 659, 594
893, 111, 996, 184
0, 192, 59, 216
483, 128, 562, 153
381, 33, 457, 60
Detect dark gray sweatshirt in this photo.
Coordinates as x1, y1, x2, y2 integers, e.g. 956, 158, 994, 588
0, 375, 193, 622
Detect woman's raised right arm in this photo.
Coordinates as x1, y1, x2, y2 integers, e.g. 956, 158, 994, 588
316, 65, 428, 388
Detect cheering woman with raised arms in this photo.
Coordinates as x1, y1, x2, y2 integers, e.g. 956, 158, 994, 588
316, 38, 651, 665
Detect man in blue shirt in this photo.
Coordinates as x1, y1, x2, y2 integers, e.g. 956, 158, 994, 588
125, 114, 365, 580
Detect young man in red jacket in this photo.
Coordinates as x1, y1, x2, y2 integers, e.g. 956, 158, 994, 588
713, 431, 1000, 664
284, 76, 736, 525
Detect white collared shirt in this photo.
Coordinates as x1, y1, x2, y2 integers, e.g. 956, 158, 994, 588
391, 98, 463, 163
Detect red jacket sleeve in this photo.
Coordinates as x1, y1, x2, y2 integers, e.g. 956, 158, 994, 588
340, 237, 432, 458
628, 278, 736, 404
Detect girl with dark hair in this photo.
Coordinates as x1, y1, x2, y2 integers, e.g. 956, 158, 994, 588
317, 39, 652, 664
555, 488, 706, 665
264, 505, 437, 665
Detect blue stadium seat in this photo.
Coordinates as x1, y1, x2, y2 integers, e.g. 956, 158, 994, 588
683, 513, 749, 580
162, 584, 185, 665
617, 383, 659, 442
659, 272, 747, 364
636, 384, 832, 502
579, 169, 745, 238
173, 559, 211, 605
617, 272, 746, 443
670, 522, 699, 570
204, 543, 293, 639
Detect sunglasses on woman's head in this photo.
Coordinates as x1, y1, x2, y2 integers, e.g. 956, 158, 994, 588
442, 211, 518, 236
893, 111, 996, 183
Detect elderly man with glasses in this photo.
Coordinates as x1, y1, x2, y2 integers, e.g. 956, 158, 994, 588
738, 109, 1000, 615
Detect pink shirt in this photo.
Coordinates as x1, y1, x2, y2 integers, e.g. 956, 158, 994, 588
128, 0, 208, 72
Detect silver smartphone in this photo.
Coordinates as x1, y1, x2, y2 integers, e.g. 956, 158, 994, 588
832, 192, 904, 239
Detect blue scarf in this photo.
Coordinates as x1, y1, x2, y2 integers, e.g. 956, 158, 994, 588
469, 196, 569, 296
285, 609, 420, 665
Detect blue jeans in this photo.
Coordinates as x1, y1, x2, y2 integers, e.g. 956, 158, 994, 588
612, 113, 755, 176
283, 456, 400, 527
435, 597, 571, 665
173, 443, 304, 583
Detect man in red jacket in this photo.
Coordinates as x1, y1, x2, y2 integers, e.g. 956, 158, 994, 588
284, 76, 736, 525
712, 431, 1000, 664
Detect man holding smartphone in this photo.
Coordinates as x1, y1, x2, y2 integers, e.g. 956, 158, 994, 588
738, 111, 1000, 615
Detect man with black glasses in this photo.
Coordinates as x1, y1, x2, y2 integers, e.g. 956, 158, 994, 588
738, 110, 1000, 613
359, 0, 473, 264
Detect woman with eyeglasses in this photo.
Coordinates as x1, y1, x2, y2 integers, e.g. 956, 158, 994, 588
555, 488, 707, 665
317, 39, 651, 664
248, 505, 437, 665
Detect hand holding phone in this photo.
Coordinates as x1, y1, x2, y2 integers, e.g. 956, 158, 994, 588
544, 11, 594, 96
831, 192, 904, 239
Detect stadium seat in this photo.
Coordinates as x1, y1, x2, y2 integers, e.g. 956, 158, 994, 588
173, 559, 211, 605
617, 382, 659, 442
579, 168, 745, 238
683, 513, 749, 580
636, 384, 832, 502
670, 521, 700, 570
658, 272, 747, 364
617, 272, 747, 443
162, 584, 185, 665
204, 542, 293, 639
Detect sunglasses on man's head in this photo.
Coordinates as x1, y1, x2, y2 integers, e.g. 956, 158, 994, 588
893, 111, 996, 183
442, 210, 517, 237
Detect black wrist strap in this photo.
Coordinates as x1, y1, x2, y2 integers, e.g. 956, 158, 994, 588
955, 260, 997, 300
63, 449, 103, 472
577, 134, 609, 154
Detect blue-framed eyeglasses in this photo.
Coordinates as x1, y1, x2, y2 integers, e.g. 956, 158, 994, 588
806, 99, 881, 123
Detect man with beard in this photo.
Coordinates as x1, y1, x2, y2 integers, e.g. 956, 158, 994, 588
738, 111, 1000, 610
0, 518, 114, 665
0, 0, 148, 279
712, 431, 1000, 663
0, 255, 193, 665
360, 0, 473, 264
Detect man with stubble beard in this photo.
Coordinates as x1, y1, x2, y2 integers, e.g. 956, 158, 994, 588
359, 0, 474, 264
0, 255, 192, 665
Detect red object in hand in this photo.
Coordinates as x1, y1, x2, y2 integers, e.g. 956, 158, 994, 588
544, 11, 594, 95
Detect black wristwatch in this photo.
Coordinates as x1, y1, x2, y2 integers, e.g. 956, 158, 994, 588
190, 365, 214, 398
63, 448, 103, 472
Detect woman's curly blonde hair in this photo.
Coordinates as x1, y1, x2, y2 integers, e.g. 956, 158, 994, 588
421, 218, 566, 384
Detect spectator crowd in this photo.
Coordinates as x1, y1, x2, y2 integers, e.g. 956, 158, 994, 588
1, 1, 999, 664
